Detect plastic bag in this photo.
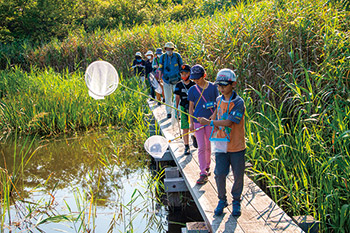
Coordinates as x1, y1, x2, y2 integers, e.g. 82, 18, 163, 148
209, 130, 228, 153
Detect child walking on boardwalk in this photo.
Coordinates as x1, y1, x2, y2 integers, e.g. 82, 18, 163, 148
188, 65, 219, 184
152, 48, 165, 105
198, 69, 246, 216
132, 52, 145, 77
174, 64, 196, 155
145, 50, 155, 98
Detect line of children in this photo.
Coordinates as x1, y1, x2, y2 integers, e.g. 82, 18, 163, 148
131, 49, 246, 217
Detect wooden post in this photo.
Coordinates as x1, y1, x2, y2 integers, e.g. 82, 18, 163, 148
165, 167, 188, 207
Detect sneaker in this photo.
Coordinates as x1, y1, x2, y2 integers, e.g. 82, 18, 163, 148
196, 174, 208, 185
191, 135, 198, 148
184, 145, 190, 155
232, 200, 241, 216
206, 168, 211, 176
167, 113, 171, 119
214, 199, 228, 216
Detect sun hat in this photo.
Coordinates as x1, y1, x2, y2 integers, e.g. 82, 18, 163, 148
135, 52, 142, 57
190, 64, 205, 80
164, 42, 175, 49
215, 68, 237, 85
155, 48, 163, 54
145, 50, 154, 56
180, 64, 191, 73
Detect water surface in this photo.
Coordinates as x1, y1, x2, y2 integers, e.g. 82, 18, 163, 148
0, 132, 168, 232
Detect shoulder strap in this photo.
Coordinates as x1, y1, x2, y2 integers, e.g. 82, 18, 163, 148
194, 84, 214, 113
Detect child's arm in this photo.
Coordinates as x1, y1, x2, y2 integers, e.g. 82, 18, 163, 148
198, 117, 233, 127
175, 95, 180, 109
189, 101, 194, 131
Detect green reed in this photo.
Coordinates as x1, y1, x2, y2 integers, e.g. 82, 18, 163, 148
4, 0, 346, 83
243, 67, 349, 232
0, 66, 151, 135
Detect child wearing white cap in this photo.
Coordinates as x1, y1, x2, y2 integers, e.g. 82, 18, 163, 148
132, 51, 145, 77
198, 68, 246, 217
145, 50, 155, 98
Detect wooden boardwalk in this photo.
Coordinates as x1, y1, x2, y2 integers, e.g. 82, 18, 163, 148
149, 101, 304, 233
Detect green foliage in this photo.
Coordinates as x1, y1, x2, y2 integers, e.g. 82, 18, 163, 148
0, 66, 151, 135
0, 0, 239, 43
0, 0, 79, 42
244, 71, 350, 231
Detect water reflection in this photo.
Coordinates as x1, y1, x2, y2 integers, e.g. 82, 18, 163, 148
0, 132, 168, 232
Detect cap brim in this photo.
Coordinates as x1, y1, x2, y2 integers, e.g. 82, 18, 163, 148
215, 81, 231, 85
190, 74, 202, 80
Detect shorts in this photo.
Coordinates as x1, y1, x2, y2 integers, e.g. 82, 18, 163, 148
180, 106, 190, 129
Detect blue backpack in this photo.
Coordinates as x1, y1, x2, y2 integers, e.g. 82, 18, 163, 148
162, 53, 182, 85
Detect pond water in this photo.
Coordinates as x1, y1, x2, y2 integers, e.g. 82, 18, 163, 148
0, 132, 173, 232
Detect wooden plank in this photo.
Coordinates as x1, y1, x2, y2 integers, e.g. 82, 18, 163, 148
148, 100, 304, 233
170, 140, 243, 233
186, 222, 209, 233
165, 167, 180, 178
189, 148, 274, 233
240, 176, 303, 233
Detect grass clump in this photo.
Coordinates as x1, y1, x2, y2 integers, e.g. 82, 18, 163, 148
0, 66, 150, 135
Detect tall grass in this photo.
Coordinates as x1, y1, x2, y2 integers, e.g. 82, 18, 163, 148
244, 68, 349, 232
0, 66, 151, 135
1, 0, 347, 85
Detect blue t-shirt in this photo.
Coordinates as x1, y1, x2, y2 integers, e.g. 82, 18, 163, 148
188, 82, 219, 123
158, 53, 183, 84
216, 91, 245, 124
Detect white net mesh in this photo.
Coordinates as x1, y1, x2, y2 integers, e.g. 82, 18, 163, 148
149, 73, 162, 94
85, 61, 119, 99
144, 135, 169, 158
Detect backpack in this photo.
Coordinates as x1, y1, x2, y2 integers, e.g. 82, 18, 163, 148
162, 53, 182, 85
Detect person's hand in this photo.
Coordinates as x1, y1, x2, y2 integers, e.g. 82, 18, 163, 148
198, 117, 210, 126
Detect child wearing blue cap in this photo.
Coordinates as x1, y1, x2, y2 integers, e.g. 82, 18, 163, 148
188, 64, 219, 184
198, 68, 246, 216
